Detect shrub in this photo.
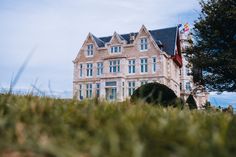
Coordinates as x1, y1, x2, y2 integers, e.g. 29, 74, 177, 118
130, 83, 178, 107
186, 94, 197, 110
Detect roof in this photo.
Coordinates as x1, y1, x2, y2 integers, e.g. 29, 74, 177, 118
149, 27, 178, 56
92, 35, 105, 47
94, 26, 178, 56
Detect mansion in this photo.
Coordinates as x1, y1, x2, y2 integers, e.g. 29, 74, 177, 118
73, 25, 208, 107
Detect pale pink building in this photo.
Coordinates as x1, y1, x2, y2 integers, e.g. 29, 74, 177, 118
73, 25, 184, 101
180, 31, 209, 108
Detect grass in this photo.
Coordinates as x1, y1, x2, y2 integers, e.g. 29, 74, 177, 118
0, 94, 236, 157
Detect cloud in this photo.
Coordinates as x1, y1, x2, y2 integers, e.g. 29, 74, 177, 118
0, 0, 201, 93
209, 92, 236, 107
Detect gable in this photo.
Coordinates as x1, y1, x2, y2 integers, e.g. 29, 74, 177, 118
108, 32, 126, 45
73, 33, 97, 62
97, 26, 178, 56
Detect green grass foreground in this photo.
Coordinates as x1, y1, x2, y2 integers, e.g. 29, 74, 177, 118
0, 94, 236, 157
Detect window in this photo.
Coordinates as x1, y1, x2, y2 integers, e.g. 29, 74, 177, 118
86, 83, 93, 98
105, 81, 117, 86
128, 59, 135, 74
79, 84, 83, 99
109, 60, 120, 73
96, 83, 100, 97
140, 38, 148, 51
128, 81, 136, 96
111, 46, 121, 53
141, 81, 148, 86
186, 67, 191, 76
140, 58, 148, 73
122, 82, 125, 97
79, 64, 83, 77
86, 63, 93, 77
87, 44, 94, 56
97, 62, 103, 76
186, 82, 191, 92
152, 57, 157, 72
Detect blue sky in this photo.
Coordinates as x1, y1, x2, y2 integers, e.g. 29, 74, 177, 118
0, 0, 235, 107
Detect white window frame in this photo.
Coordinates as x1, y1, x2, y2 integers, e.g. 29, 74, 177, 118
86, 63, 93, 77
128, 81, 136, 96
186, 67, 191, 76
139, 37, 148, 51
109, 60, 120, 73
128, 59, 136, 74
79, 84, 83, 99
97, 62, 103, 76
140, 58, 148, 73
186, 82, 191, 92
111, 45, 122, 53
87, 44, 94, 56
79, 64, 83, 78
86, 83, 93, 98
152, 57, 157, 73
96, 83, 100, 97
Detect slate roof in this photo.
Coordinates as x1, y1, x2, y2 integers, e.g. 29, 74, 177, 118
149, 27, 178, 56
94, 26, 178, 56
92, 35, 105, 47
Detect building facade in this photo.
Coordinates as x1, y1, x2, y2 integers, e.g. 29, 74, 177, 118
73, 25, 207, 107
179, 31, 209, 108
73, 25, 183, 101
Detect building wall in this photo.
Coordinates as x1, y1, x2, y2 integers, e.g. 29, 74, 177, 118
73, 28, 182, 101
180, 31, 209, 108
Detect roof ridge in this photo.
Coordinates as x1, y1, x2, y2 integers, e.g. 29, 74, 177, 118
92, 34, 105, 43
99, 26, 177, 39
149, 26, 178, 32
97, 26, 178, 57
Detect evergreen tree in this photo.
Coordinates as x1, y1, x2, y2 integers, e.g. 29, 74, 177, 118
188, 0, 236, 91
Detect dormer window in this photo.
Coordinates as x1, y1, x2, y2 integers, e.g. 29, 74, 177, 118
111, 46, 121, 53
87, 44, 94, 56
140, 38, 148, 51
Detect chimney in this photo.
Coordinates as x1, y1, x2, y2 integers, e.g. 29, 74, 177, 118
129, 33, 135, 44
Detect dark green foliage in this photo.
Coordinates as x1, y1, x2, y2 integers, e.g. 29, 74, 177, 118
203, 101, 212, 110
187, 0, 236, 91
130, 83, 178, 107
223, 105, 234, 115
186, 94, 198, 110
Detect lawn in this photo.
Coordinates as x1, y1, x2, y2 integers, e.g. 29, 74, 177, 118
0, 94, 235, 157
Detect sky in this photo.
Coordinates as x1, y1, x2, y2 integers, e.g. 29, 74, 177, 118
0, 0, 235, 107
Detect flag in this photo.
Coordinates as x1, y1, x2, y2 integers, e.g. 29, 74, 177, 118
184, 23, 190, 32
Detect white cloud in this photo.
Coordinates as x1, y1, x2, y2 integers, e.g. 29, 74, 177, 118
209, 92, 236, 107
0, 0, 200, 93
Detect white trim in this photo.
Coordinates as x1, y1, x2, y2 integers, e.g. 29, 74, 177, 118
139, 37, 148, 52
85, 43, 94, 57
127, 59, 136, 75
139, 57, 148, 73
109, 32, 125, 45
152, 56, 157, 73
96, 62, 104, 76
85, 62, 93, 78
110, 45, 122, 54
134, 25, 167, 56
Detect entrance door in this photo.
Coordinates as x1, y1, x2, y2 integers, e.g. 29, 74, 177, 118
106, 88, 117, 101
